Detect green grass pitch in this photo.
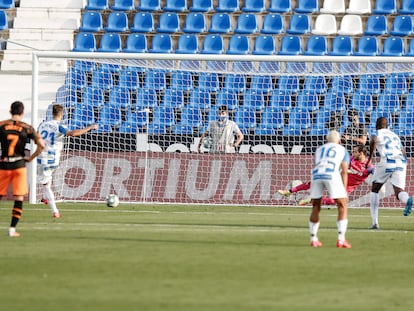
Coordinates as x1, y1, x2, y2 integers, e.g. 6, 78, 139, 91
0, 201, 414, 311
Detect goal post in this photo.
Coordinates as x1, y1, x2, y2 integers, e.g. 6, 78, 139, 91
31, 51, 414, 207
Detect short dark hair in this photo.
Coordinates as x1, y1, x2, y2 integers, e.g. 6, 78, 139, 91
52, 104, 64, 116
10, 101, 24, 116
354, 144, 367, 155
218, 105, 228, 113
348, 108, 358, 118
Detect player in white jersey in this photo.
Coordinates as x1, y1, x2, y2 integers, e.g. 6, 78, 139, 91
366, 117, 413, 226
37, 104, 98, 218
198, 105, 243, 154
309, 130, 352, 248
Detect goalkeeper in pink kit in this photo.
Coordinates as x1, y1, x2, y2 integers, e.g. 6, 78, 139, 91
279, 145, 374, 205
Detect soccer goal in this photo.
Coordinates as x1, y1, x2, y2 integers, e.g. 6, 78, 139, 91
31, 52, 414, 207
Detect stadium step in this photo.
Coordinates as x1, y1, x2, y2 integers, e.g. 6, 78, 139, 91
19, 0, 85, 9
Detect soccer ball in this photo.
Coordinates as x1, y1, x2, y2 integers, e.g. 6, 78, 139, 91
202, 136, 213, 150
106, 194, 119, 208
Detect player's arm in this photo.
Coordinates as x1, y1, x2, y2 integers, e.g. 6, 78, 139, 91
198, 130, 209, 152
340, 160, 348, 189
233, 129, 243, 148
26, 131, 45, 163
366, 135, 377, 168
66, 124, 98, 137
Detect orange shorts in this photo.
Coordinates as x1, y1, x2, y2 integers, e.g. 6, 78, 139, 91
0, 167, 28, 196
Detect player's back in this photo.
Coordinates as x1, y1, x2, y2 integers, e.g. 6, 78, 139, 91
0, 119, 33, 159
376, 128, 404, 161
312, 142, 348, 181
37, 120, 66, 154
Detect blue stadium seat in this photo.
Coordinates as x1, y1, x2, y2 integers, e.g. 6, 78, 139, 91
164, 0, 188, 12
91, 68, 114, 90
408, 38, 414, 56
278, 35, 302, 55
355, 36, 379, 56
382, 36, 405, 56
0, 0, 13, 8
209, 13, 232, 33
216, 0, 239, 12
313, 108, 331, 129
150, 34, 173, 53
176, 34, 199, 53
73, 33, 96, 52
138, 0, 161, 11
216, 90, 239, 111
98, 104, 122, 128
254, 126, 276, 135
304, 35, 328, 55
242, 90, 265, 111
111, 0, 134, 10
331, 76, 354, 94
350, 92, 373, 112
304, 76, 327, 94
144, 70, 166, 91
373, 0, 397, 14
261, 13, 284, 34
134, 88, 158, 111
269, 90, 292, 111
286, 14, 311, 34
172, 124, 194, 134
85, 0, 108, 10
131, 12, 154, 32
400, 0, 414, 13
147, 124, 167, 134
251, 75, 273, 93
385, 75, 408, 94
183, 12, 206, 33
198, 72, 219, 92
285, 108, 311, 131
357, 74, 381, 94
253, 35, 276, 55
105, 12, 128, 32
157, 12, 180, 33
323, 90, 346, 112
364, 15, 388, 36
82, 86, 104, 108
152, 106, 175, 127
390, 15, 414, 36
235, 13, 258, 34
235, 107, 257, 133
276, 76, 299, 94
296, 90, 319, 111
242, 0, 266, 12
70, 104, 95, 128
124, 34, 148, 53
190, 0, 213, 12
118, 69, 141, 90
171, 71, 193, 91
189, 88, 211, 110
224, 74, 246, 93
201, 34, 224, 54
0, 9, 7, 31
161, 89, 184, 109
227, 35, 250, 54
260, 107, 284, 129
330, 35, 353, 55
295, 0, 319, 13
65, 67, 87, 89
79, 11, 103, 32
269, 0, 291, 12
98, 33, 122, 52
179, 106, 203, 128
109, 87, 131, 109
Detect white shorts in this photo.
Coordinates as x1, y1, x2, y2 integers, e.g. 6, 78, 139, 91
372, 162, 406, 189
37, 165, 57, 185
310, 177, 347, 200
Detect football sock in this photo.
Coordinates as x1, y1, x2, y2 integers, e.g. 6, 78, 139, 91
10, 200, 23, 228
309, 221, 320, 242
398, 191, 409, 204
44, 184, 59, 214
337, 219, 348, 241
370, 192, 379, 225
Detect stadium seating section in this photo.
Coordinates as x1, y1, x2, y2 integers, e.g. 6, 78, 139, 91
56, 0, 414, 134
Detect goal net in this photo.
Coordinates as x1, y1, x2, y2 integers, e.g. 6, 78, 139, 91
31, 52, 414, 207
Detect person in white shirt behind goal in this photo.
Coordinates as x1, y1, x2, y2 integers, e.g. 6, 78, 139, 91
37, 104, 98, 218
198, 105, 243, 154
309, 130, 352, 249
367, 117, 413, 223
